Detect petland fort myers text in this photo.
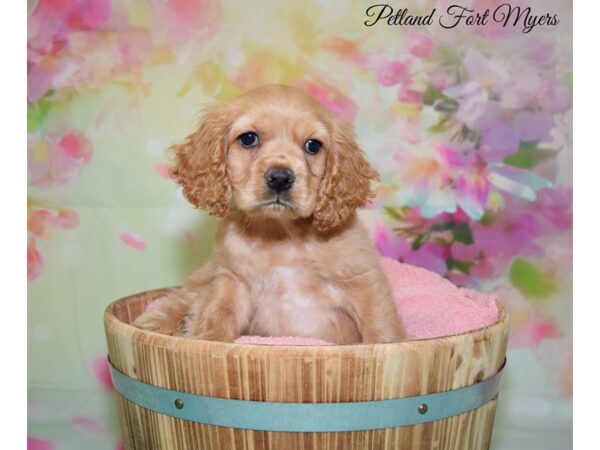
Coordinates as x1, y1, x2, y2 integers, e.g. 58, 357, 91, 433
364, 3, 559, 33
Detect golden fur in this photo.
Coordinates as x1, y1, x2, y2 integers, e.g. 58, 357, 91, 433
133, 85, 406, 344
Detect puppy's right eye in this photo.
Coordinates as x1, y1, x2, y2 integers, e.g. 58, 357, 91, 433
238, 132, 259, 148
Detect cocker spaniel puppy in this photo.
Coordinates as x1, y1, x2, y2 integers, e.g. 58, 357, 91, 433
133, 84, 405, 344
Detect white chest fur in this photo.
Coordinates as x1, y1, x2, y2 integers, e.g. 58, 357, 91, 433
222, 229, 351, 340
248, 265, 347, 338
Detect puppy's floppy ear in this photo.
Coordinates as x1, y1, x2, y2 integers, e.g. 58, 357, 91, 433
170, 105, 231, 217
313, 119, 379, 234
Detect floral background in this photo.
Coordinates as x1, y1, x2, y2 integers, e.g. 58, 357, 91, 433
27, 0, 572, 448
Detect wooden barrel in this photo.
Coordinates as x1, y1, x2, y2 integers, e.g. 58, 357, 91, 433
104, 288, 509, 450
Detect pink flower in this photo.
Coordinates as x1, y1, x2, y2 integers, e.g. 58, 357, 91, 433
28, 0, 222, 102
28, 132, 93, 187
163, 0, 221, 28
27, 437, 55, 450
58, 133, 93, 161
71, 415, 108, 435
147, 0, 223, 49
509, 312, 561, 348
119, 232, 147, 251
323, 36, 369, 65
28, 209, 79, 236
29, 0, 112, 53
33, 0, 112, 32
28, 240, 44, 281
299, 82, 358, 123
377, 61, 408, 87
478, 106, 554, 158
404, 242, 447, 275
449, 192, 569, 283
409, 33, 435, 58
532, 187, 572, 230
27, 208, 79, 281
374, 225, 447, 275
472, 0, 524, 40
155, 163, 174, 179
538, 80, 571, 115
451, 208, 470, 224
471, 212, 543, 262
116, 30, 153, 70
396, 83, 423, 104
449, 48, 510, 95
374, 224, 410, 259
444, 46, 569, 159
27, 62, 57, 103
436, 144, 492, 219
451, 242, 497, 279
28, 1, 113, 101
28, 210, 54, 236
66, 0, 112, 31
92, 355, 113, 391
454, 174, 489, 219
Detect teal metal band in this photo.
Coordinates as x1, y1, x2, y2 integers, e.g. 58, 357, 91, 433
110, 359, 505, 432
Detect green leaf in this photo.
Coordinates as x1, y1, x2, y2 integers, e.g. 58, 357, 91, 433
412, 234, 428, 251
423, 85, 440, 105
384, 207, 404, 222
451, 223, 474, 245
433, 237, 450, 246
504, 141, 557, 169
429, 115, 453, 133
503, 141, 537, 168
434, 99, 459, 114
565, 72, 573, 91
28, 99, 54, 132
430, 222, 452, 232
447, 258, 473, 274
479, 211, 495, 226
509, 258, 558, 299
465, 127, 481, 143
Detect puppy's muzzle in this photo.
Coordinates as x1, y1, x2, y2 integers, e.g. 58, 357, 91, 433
265, 167, 295, 193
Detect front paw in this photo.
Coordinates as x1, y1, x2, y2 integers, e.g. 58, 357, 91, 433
183, 316, 240, 342
133, 310, 178, 335
132, 295, 188, 336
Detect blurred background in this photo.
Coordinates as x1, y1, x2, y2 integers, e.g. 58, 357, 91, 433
27, 0, 572, 448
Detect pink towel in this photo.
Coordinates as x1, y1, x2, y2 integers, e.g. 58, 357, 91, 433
379, 257, 498, 340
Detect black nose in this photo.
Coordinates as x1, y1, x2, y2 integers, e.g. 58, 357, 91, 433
265, 167, 295, 193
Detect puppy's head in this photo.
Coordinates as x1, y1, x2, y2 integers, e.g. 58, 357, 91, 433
171, 85, 378, 233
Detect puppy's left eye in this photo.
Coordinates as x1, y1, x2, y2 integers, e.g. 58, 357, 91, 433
238, 132, 259, 148
304, 139, 322, 155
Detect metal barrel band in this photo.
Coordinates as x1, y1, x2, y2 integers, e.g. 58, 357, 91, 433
109, 358, 506, 432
